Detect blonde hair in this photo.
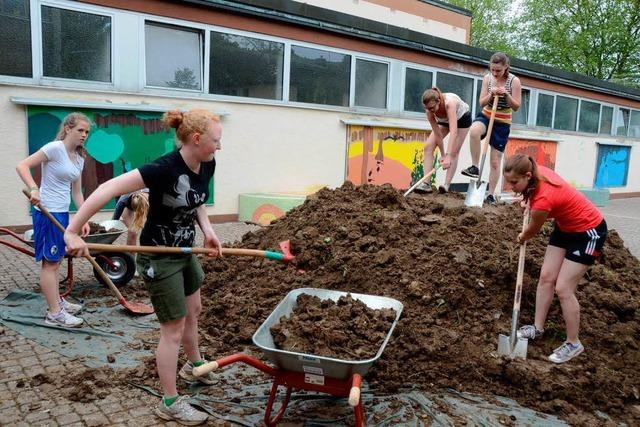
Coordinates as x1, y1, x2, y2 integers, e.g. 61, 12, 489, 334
56, 112, 91, 157
503, 154, 558, 201
162, 109, 220, 147
422, 87, 444, 109
129, 191, 149, 232
489, 52, 510, 78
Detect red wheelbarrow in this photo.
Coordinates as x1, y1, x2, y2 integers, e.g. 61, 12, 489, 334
0, 219, 136, 297
193, 288, 404, 426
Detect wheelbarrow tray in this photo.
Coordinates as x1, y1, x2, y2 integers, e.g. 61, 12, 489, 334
23, 219, 127, 247
252, 287, 403, 380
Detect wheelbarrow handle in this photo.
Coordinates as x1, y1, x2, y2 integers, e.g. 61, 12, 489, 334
85, 243, 292, 262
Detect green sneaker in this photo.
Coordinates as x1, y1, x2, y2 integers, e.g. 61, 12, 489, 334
155, 396, 208, 425
179, 360, 218, 385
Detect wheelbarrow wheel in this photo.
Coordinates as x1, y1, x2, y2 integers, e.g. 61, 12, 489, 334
93, 252, 136, 287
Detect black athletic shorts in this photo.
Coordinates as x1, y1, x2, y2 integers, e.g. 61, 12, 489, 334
437, 111, 472, 129
548, 219, 607, 265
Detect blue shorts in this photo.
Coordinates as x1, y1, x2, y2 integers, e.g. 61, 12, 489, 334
33, 209, 69, 262
473, 113, 511, 152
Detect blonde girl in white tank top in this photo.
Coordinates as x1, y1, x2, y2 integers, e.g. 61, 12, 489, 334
420, 87, 472, 193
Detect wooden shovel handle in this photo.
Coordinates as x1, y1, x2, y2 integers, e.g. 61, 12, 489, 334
86, 243, 289, 261
21, 189, 126, 302
476, 95, 500, 186
403, 166, 439, 197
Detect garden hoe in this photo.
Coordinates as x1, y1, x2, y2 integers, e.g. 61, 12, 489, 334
497, 206, 530, 359
464, 95, 499, 207
22, 190, 155, 315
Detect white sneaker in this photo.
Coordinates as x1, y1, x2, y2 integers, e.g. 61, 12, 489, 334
59, 297, 82, 314
155, 396, 208, 425
548, 341, 584, 364
45, 308, 84, 328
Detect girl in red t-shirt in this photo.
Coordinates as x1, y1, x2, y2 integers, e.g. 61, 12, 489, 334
503, 154, 607, 363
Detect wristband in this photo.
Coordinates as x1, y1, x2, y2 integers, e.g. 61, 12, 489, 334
29, 186, 39, 192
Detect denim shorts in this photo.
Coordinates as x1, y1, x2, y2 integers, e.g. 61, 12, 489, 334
32, 209, 68, 262
137, 253, 205, 323
473, 113, 511, 152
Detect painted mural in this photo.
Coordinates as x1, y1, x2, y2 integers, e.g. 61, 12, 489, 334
594, 144, 631, 188
27, 106, 214, 210
347, 125, 433, 189
502, 138, 557, 191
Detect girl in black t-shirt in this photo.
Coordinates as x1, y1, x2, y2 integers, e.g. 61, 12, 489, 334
65, 109, 222, 425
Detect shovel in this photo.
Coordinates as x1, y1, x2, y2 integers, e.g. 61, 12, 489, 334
403, 163, 441, 197
497, 206, 530, 359
464, 95, 500, 207
84, 242, 295, 262
22, 190, 154, 315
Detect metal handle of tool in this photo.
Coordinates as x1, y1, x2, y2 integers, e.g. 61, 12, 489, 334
403, 165, 440, 197
85, 243, 289, 261
21, 189, 126, 303
475, 95, 500, 188
509, 206, 530, 350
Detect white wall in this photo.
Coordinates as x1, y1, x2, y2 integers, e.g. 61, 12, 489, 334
0, 86, 348, 225
289, 0, 468, 43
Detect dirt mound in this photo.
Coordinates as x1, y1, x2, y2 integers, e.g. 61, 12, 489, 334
198, 183, 640, 425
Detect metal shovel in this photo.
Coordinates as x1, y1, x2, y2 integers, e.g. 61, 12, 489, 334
464, 95, 500, 207
497, 206, 530, 359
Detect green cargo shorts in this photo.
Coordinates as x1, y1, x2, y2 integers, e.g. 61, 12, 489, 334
136, 253, 205, 323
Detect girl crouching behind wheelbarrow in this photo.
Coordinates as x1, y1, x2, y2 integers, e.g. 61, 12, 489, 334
503, 154, 607, 364
16, 112, 92, 328
65, 109, 223, 425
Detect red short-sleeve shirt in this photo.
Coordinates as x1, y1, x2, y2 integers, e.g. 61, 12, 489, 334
530, 166, 603, 232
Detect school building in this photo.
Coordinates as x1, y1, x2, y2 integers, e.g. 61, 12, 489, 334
1, 0, 638, 227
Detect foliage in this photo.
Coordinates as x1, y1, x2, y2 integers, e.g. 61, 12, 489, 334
445, 0, 518, 56
166, 67, 199, 90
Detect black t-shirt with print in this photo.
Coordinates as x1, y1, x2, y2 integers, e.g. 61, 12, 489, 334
137, 150, 215, 247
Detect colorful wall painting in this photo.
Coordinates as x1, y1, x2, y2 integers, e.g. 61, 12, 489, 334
238, 193, 307, 226
594, 144, 631, 188
502, 138, 557, 191
27, 106, 214, 211
347, 125, 431, 189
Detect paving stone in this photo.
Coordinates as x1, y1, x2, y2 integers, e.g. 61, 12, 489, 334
24, 409, 51, 423
83, 412, 111, 426
56, 412, 81, 425
73, 401, 99, 415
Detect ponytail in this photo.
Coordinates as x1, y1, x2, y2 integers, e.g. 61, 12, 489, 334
129, 191, 149, 232
503, 154, 557, 201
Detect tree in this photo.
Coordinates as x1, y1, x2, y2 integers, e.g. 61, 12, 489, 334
512, 0, 640, 86
167, 67, 199, 90
445, 0, 519, 56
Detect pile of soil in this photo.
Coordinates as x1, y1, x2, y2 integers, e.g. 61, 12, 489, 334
197, 182, 640, 426
270, 293, 397, 359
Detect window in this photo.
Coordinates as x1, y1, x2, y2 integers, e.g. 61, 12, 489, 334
355, 59, 387, 108
145, 22, 202, 90
615, 108, 630, 136
629, 110, 640, 138
0, 0, 31, 77
536, 93, 554, 127
403, 68, 432, 112
209, 32, 283, 100
435, 72, 474, 108
289, 45, 350, 106
578, 100, 600, 134
512, 89, 530, 125
41, 6, 111, 82
554, 96, 578, 131
600, 106, 613, 135
594, 144, 631, 187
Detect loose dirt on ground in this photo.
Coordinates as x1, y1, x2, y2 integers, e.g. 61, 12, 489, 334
58, 183, 639, 425
195, 183, 640, 426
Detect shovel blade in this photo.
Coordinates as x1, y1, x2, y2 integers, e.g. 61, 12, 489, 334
464, 179, 486, 207
497, 334, 528, 359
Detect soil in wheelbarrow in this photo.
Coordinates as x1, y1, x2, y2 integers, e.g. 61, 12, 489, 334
197, 182, 640, 426
270, 293, 397, 359
88, 221, 118, 234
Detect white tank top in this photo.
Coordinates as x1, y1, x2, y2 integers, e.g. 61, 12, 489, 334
436, 93, 470, 124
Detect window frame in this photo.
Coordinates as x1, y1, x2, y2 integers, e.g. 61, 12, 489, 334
142, 19, 206, 93
38, 0, 116, 89
400, 62, 437, 117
